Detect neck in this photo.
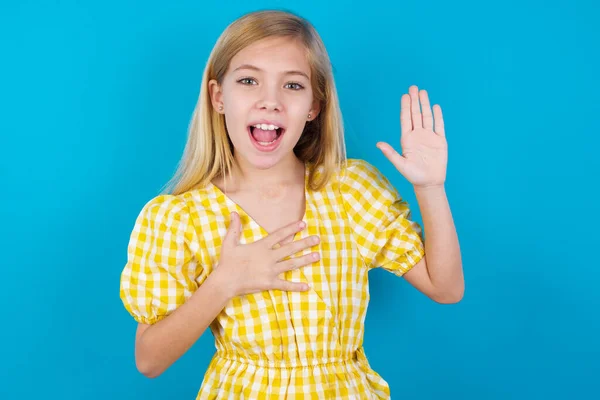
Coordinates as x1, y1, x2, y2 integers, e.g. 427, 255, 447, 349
227, 153, 305, 191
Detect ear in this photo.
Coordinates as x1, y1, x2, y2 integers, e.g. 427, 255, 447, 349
308, 100, 321, 121
208, 79, 225, 114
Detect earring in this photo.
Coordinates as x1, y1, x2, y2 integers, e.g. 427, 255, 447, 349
308, 113, 312, 119
219, 105, 223, 111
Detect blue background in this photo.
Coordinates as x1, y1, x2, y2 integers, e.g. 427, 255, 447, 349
2, 0, 598, 399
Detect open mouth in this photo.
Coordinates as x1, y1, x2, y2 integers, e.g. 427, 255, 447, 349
248, 125, 285, 150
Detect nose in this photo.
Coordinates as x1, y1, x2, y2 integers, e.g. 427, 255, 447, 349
257, 83, 282, 112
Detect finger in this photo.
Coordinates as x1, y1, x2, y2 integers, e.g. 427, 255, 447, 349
265, 220, 306, 249
409, 85, 422, 130
376, 142, 408, 173
419, 89, 433, 131
276, 252, 320, 274
400, 94, 412, 135
433, 104, 445, 136
223, 212, 241, 247
273, 235, 319, 261
274, 278, 310, 292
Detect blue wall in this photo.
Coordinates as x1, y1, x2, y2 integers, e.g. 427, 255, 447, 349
2, 0, 598, 398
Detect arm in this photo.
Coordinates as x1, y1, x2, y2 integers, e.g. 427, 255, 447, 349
134, 269, 233, 378
376, 85, 463, 303
132, 214, 315, 378
403, 185, 464, 303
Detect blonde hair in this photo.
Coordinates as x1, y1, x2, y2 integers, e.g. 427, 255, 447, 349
163, 9, 347, 195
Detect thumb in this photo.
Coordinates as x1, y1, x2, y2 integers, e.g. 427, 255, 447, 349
224, 211, 241, 247
377, 142, 408, 174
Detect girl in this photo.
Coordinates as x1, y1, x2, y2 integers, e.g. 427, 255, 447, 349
120, 9, 463, 399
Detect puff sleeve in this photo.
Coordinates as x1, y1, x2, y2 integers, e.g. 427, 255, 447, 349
340, 159, 425, 276
119, 195, 205, 324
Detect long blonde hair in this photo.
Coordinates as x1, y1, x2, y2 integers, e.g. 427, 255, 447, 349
163, 9, 347, 195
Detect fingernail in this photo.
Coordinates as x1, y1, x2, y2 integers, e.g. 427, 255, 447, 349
299, 221, 305, 228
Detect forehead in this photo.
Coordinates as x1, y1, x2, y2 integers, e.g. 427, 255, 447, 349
229, 36, 310, 76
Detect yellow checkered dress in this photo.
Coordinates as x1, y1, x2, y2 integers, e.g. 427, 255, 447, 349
120, 158, 425, 399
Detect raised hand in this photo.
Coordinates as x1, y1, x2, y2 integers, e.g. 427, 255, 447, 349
376, 85, 448, 188
216, 212, 320, 296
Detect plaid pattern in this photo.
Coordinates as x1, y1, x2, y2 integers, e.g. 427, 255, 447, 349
120, 159, 425, 399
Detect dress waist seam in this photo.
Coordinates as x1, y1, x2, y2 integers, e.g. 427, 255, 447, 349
215, 351, 358, 369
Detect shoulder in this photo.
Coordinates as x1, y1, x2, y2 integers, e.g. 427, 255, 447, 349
339, 158, 397, 197
342, 157, 377, 173
133, 191, 204, 238
138, 193, 189, 220
138, 185, 217, 216
126, 192, 208, 257
342, 157, 380, 177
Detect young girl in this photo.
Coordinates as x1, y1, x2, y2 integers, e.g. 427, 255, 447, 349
120, 9, 463, 399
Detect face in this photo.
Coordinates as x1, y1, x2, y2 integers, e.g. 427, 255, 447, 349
209, 36, 320, 170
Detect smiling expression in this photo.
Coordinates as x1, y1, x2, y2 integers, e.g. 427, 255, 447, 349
209, 36, 320, 170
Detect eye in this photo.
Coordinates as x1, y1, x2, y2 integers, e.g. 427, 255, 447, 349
237, 77, 257, 85
285, 82, 304, 90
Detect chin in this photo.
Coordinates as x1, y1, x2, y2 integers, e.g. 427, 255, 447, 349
244, 152, 287, 170
242, 140, 300, 169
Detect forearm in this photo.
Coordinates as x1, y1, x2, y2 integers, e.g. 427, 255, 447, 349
135, 269, 233, 378
414, 185, 464, 299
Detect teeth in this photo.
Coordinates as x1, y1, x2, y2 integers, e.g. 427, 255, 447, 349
253, 123, 280, 130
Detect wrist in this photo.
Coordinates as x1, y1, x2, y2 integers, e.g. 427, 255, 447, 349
414, 184, 445, 194
205, 266, 238, 301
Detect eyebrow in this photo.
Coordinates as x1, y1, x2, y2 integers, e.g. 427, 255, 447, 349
232, 64, 310, 80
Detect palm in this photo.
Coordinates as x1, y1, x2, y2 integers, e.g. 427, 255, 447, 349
377, 85, 448, 188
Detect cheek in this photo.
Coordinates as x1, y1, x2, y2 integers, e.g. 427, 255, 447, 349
223, 115, 246, 142
222, 98, 248, 131
281, 94, 309, 116
223, 93, 244, 114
